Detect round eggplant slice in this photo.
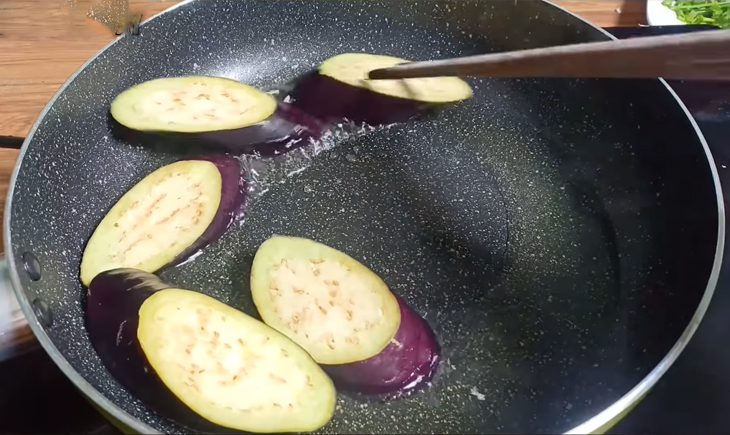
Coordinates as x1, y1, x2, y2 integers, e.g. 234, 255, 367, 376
319, 53, 473, 103
80, 158, 243, 286
250, 235, 401, 365
110, 76, 277, 133
138, 287, 336, 433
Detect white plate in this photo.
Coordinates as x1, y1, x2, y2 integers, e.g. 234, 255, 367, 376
646, 0, 685, 25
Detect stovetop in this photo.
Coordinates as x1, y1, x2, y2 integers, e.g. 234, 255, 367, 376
1, 25, 728, 434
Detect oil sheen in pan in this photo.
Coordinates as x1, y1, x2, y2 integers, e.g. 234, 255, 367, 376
158, 93, 622, 434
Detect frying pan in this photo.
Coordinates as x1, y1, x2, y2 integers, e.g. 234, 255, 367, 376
1, 0, 724, 433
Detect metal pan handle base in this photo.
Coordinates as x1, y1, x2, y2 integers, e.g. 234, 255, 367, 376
0, 256, 37, 362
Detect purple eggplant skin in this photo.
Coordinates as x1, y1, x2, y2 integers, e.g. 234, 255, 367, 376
322, 296, 441, 399
85, 268, 219, 431
109, 103, 325, 157
165, 154, 246, 269
289, 71, 435, 126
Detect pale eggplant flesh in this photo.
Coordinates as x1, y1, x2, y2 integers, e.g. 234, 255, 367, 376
250, 236, 441, 398
250, 235, 402, 366
110, 103, 325, 157
79, 156, 244, 286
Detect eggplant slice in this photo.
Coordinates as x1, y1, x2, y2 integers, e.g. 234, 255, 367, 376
85, 268, 214, 430
319, 52, 473, 103
250, 235, 402, 365
110, 76, 277, 133
80, 159, 229, 286
289, 52, 473, 124
138, 287, 336, 433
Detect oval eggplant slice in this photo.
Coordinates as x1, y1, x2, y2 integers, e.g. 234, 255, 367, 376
138, 287, 336, 433
250, 235, 401, 365
290, 52, 473, 124
111, 102, 325, 157
79, 157, 243, 286
110, 76, 277, 133
323, 295, 440, 398
319, 53, 473, 103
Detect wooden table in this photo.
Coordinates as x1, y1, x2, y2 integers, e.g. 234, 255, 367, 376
0, 0, 646, 356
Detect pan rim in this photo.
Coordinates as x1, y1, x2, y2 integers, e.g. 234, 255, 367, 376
4, 1, 726, 434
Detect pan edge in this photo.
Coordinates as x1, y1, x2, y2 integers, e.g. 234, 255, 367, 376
2, 0, 198, 433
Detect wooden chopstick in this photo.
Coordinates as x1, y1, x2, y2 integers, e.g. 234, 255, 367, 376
368, 29, 730, 81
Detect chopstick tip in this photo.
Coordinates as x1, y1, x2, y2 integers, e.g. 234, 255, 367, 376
367, 68, 389, 80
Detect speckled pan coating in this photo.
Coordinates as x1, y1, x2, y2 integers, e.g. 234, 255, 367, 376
6, 0, 721, 433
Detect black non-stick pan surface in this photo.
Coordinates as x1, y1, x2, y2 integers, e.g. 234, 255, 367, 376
5, 0, 724, 433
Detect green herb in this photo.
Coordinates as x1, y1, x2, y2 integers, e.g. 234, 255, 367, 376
662, 0, 730, 28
